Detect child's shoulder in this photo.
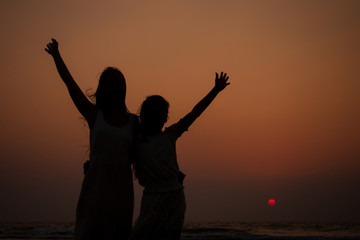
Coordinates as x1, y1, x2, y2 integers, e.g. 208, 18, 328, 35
163, 119, 188, 141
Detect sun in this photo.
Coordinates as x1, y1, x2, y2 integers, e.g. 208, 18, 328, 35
268, 199, 276, 206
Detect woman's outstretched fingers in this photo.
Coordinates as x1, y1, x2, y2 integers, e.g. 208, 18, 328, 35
45, 38, 59, 56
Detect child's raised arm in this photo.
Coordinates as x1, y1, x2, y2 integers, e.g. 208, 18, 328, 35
45, 38, 96, 128
181, 72, 230, 129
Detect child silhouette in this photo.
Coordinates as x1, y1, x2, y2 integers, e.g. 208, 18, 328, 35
131, 72, 230, 240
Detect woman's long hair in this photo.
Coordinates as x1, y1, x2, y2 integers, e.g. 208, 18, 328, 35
92, 67, 128, 113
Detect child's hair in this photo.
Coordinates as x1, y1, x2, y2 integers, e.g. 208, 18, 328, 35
140, 95, 169, 133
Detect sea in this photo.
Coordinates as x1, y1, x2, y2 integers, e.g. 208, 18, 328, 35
0, 222, 359, 240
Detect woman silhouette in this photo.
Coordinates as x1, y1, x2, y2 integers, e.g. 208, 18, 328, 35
45, 39, 137, 240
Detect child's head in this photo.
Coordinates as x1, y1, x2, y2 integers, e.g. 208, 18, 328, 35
94, 67, 127, 112
140, 95, 169, 135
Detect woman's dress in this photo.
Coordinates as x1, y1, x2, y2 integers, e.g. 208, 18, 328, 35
74, 111, 137, 240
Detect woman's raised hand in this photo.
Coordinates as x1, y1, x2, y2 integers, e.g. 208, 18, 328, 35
215, 72, 230, 92
45, 38, 59, 56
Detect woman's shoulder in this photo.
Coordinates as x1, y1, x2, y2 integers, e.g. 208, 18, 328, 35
129, 112, 139, 118
129, 113, 140, 123
128, 113, 140, 132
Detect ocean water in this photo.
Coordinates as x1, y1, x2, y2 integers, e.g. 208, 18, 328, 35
0, 222, 359, 239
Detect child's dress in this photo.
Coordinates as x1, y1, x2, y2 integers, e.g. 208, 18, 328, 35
131, 119, 188, 240
74, 111, 138, 240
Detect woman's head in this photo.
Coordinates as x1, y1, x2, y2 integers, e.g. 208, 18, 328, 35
94, 67, 127, 112
140, 95, 169, 135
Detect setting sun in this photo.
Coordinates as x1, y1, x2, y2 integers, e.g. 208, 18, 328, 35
268, 199, 276, 206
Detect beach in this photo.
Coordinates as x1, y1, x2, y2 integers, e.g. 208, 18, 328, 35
1, 221, 359, 240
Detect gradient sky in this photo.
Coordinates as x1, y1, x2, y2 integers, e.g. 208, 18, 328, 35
1, 0, 359, 222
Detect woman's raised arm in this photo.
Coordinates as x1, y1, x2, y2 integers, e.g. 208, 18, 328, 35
45, 38, 96, 128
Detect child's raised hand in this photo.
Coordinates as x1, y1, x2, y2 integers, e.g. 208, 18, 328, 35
45, 38, 59, 56
215, 72, 230, 92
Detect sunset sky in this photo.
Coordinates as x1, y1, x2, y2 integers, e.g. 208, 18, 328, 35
0, 0, 359, 222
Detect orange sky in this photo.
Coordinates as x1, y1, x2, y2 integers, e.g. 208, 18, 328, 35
0, 0, 359, 221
